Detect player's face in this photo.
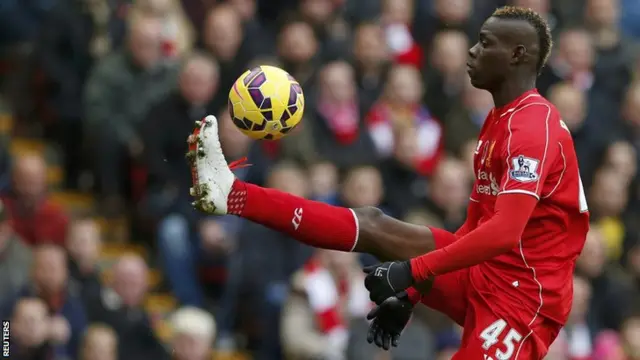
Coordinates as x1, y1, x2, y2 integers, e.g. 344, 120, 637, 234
467, 17, 513, 90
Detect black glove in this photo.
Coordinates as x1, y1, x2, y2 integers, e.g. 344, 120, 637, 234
363, 261, 414, 304
366, 291, 414, 350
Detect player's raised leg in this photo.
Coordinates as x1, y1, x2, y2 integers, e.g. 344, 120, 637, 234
187, 115, 449, 262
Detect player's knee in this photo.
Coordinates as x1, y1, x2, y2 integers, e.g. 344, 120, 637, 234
352, 206, 386, 255
353, 206, 384, 228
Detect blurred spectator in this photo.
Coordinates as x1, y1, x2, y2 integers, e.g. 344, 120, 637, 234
311, 60, 375, 168
158, 212, 231, 307
86, 254, 168, 360
340, 166, 385, 266
368, 64, 444, 176
179, 0, 216, 41
589, 169, 630, 260
403, 208, 444, 228
620, 82, 640, 164
142, 51, 219, 221
341, 166, 384, 210
423, 30, 470, 121
129, 0, 195, 58
277, 19, 320, 88
298, 0, 350, 60
202, 4, 250, 112
9, 297, 52, 360
592, 330, 627, 360
575, 227, 636, 334
66, 217, 104, 305
0, 200, 32, 306
620, 314, 640, 360
538, 28, 595, 95
626, 241, 640, 289
80, 324, 118, 360
228, 0, 273, 56
424, 158, 470, 232
281, 250, 369, 360
417, 0, 478, 47
308, 161, 339, 204
34, 0, 128, 188
381, 0, 422, 68
584, 0, 635, 103
564, 275, 595, 359
2, 154, 69, 246
547, 83, 600, 183
604, 141, 637, 185
511, 0, 558, 32
84, 15, 178, 212
171, 306, 216, 360
148, 53, 231, 308
4, 245, 87, 359
237, 163, 313, 359
443, 78, 492, 154
351, 22, 391, 110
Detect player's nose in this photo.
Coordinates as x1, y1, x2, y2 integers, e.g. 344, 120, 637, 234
468, 43, 479, 59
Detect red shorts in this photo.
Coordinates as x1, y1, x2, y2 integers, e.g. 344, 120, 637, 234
420, 229, 562, 360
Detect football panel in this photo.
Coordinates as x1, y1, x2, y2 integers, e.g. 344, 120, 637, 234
235, 75, 262, 113
263, 66, 292, 122
243, 67, 263, 86
284, 87, 305, 129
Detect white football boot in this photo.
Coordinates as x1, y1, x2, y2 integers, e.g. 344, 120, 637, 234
187, 115, 238, 215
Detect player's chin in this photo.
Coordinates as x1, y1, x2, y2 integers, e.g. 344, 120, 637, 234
468, 74, 488, 90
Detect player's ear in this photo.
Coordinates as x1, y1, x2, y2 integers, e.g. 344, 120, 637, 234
511, 45, 527, 65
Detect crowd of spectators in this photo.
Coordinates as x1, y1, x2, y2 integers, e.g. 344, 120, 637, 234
1, 0, 640, 359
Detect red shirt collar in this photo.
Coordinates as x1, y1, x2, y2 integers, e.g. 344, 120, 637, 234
493, 89, 541, 118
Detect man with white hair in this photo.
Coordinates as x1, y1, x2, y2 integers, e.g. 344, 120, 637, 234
171, 306, 216, 360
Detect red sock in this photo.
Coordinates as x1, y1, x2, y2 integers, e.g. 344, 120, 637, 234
228, 180, 359, 251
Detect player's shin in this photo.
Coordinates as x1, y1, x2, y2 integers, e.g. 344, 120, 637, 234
229, 180, 359, 251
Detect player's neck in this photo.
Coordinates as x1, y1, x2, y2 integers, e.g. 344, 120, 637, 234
491, 78, 537, 108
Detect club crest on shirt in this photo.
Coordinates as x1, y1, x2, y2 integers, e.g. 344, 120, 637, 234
509, 155, 539, 182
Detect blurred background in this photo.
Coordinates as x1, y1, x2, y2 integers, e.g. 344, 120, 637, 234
0, 0, 639, 359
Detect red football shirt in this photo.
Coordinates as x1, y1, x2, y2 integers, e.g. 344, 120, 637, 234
468, 89, 589, 326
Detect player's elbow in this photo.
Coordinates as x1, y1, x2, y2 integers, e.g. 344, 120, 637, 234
491, 214, 526, 250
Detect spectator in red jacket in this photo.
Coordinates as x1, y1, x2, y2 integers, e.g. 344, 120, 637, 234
2, 154, 69, 246
381, 0, 423, 67
366, 64, 443, 176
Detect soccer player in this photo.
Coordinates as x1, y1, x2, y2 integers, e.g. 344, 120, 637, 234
188, 6, 589, 360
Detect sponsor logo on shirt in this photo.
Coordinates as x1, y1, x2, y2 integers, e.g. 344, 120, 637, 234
484, 141, 496, 168
476, 170, 500, 196
509, 155, 539, 182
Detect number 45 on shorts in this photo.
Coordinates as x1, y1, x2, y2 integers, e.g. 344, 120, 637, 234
479, 319, 523, 360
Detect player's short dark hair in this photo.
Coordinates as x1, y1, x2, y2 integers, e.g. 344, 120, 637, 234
492, 6, 553, 73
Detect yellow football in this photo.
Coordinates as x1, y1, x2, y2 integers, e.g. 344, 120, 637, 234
228, 65, 305, 140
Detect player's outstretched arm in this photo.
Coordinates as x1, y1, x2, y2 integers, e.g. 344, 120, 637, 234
362, 193, 538, 300
188, 116, 449, 264
410, 193, 536, 281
